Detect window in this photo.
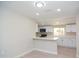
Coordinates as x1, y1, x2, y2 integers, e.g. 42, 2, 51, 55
54, 27, 65, 36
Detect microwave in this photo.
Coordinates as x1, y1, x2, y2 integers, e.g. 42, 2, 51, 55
40, 28, 46, 32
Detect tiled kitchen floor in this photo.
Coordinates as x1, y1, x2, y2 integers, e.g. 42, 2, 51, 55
57, 46, 76, 58
21, 46, 76, 58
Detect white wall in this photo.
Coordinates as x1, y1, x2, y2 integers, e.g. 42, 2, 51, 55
76, 15, 79, 57
0, 6, 3, 57
0, 9, 37, 57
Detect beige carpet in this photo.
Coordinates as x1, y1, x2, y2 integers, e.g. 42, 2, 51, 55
21, 46, 76, 58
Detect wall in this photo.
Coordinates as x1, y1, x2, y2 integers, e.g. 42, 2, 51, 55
76, 15, 79, 57
0, 8, 37, 57
0, 5, 2, 57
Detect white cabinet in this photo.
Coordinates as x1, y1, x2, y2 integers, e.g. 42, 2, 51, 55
71, 25, 76, 32
36, 24, 38, 32
66, 25, 71, 32
63, 39, 73, 48
66, 24, 76, 32
72, 39, 76, 48
45, 26, 53, 32
68, 39, 76, 48
38, 26, 53, 32
57, 38, 76, 48
57, 39, 63, 46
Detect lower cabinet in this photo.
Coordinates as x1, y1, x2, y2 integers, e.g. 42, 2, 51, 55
57, 38, 76, 48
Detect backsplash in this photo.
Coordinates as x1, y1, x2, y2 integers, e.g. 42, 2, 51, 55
36, 32, 76, 39
36, 32, 53, 38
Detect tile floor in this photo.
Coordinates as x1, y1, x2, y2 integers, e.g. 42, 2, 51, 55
58, 46, 76, 58
21, 46, 76, 58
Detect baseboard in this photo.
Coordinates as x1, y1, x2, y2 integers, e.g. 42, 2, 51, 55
15, 49, 34, 58
34, 48, 57, 55
16, 48, 57, 58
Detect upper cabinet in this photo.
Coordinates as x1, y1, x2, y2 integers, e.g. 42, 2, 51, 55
45, 26, 53, 32
66, 24, 76, 32
71, 24, 76, 32
36, 24, 38, 32
38, 26, 53, 32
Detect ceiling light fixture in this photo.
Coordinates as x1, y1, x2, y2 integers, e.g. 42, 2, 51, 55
34, 1, 46, 8
57, 9, 61, 12
36, 13, 39, 16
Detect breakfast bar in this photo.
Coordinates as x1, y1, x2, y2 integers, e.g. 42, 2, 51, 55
33, 37, 57, 55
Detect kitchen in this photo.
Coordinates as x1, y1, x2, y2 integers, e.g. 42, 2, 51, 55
33, 19, 76, 57
1, 1, 78, 58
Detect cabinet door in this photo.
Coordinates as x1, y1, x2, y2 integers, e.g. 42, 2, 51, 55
66, 24, 76, 32
66, 25, 71, 32
63, 39, 67, 47
63, 39, 73, 48
57, 39, 63, 46
58, 38, 76, 48
36, 24, 38, 32
72, 39, 76, 48
45, 27, 49, 32
71, 25, 76, 32
45, 26, 53, 32
67, 39, 73, 48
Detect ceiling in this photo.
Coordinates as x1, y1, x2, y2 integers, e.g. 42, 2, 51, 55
1, 1, 79, 25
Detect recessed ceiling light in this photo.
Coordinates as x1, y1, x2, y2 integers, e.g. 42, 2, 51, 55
34, 1, 46, 8
57, 9, 61, 12
36, 13, 39, 16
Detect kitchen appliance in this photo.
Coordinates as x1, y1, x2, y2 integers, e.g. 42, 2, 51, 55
40, 34, 47, 37
40, 28, 46, 32
40, 28, 47, 37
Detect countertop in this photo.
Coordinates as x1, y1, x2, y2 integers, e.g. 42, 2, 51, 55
33, 37, 58, 41
33, 35, 76, 41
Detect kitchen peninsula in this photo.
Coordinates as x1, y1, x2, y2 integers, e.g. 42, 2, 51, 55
33, 25, 57, 55
33, 37, 57, 55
